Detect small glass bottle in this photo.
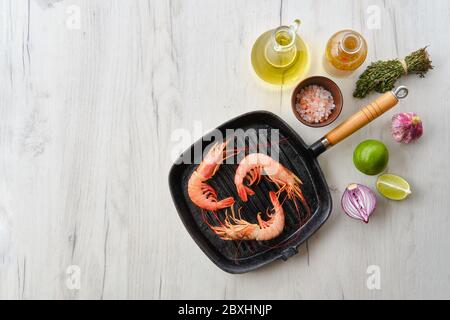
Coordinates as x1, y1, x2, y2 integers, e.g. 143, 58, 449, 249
251, 20, 310, 85
323, 30, 367, 77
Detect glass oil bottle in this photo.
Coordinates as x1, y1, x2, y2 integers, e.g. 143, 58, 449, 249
251, 20, 310, 85
323, 29, 368, 77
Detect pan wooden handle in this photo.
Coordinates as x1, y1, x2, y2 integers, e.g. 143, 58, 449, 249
309, 86, 408, 157
326, 91, 398, 146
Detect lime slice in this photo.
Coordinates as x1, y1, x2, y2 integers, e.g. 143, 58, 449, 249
376, 174, 412, 200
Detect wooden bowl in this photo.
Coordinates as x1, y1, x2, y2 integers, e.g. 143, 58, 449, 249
291, 76, 343, 128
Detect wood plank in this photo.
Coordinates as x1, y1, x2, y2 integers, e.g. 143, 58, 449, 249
0, 0, 449, 299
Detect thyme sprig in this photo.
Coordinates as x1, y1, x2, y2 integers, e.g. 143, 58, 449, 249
353, 47, 433, 98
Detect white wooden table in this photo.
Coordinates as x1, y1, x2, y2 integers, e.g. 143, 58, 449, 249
0, 0, 449, 300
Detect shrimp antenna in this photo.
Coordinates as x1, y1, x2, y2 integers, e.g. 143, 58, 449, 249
222, 138, 242, 161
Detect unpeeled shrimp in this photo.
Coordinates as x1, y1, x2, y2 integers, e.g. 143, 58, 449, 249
211, 192, 285, 241
234, 153, 310, 214
188, 141, 235, 211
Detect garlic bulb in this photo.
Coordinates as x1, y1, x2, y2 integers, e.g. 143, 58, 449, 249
391, 112, 423, 144
341, 184, 377, 223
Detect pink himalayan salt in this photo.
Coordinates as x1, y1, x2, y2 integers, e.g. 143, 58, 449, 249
295, 85, 335, 124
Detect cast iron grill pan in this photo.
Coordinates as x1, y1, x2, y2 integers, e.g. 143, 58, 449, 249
169, 111, 331, 273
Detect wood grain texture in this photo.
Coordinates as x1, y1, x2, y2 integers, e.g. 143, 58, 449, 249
0, 0, 449, 299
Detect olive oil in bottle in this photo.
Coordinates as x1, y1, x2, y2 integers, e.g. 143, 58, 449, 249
251, 20, 310, 85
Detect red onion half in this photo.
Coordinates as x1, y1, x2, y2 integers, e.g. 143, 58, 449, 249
341, 184, 377, 223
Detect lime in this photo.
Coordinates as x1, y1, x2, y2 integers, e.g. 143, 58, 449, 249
376, 174, 411, 200
353, 140, 389, 176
